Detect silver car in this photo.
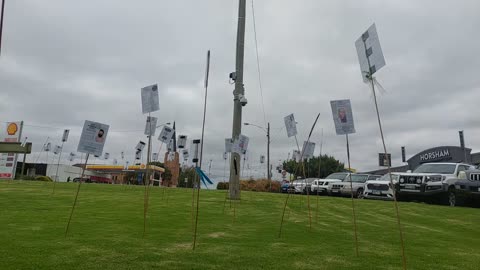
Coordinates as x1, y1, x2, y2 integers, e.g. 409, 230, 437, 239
331, 174, 381, 198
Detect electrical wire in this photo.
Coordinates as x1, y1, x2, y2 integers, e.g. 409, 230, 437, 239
251, 0, 267, 127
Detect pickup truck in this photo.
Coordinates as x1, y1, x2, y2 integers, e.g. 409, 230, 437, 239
395, 162, 475, 199
310, 172, 348, 195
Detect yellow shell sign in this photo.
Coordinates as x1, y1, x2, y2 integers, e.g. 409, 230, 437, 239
7, 123, 18, 136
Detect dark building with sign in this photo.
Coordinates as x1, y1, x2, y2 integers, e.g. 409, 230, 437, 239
365, 146, 478, 175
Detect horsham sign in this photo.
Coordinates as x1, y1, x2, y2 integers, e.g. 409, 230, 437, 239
407, 146, 471, 170
419, 149, 450, 162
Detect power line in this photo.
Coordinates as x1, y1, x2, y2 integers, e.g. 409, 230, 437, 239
251, 0, 267, 127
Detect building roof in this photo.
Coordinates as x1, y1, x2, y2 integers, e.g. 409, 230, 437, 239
86, 164, 165, 173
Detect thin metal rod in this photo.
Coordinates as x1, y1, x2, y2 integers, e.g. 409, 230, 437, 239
222, 154, 228, 214
315, 128, 324, 223
34, 137, 49, 164
279, 113, 320, 237
65, 153, 89, 237
370, 78, 407, 269
363, 36, 407, 269
143, 113, 153, 238
0, 0, 6, 56
191, 169, 196, 231
52, 141, 65, 194
193, 50, 210, 250
346, 134, 359, 256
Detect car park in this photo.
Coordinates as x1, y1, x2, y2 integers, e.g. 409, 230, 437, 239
310, 173, 347, 195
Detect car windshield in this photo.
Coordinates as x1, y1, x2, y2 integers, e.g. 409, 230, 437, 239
378, 174, 399, 182
326, 173, 348, 180
343, 174, 369, 183
413, 164, 456, 174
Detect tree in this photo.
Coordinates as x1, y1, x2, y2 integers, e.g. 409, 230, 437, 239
148, 161, 172, 185
178, 166, 197, 188
283, 154, 345, 179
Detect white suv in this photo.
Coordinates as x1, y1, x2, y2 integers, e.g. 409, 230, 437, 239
311, 173, 349, 195
396, 163, 475, 196
364, 173, 398, 200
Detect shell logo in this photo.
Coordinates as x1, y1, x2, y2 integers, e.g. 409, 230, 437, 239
140, 164, 146, 169
7, 123, 18, 136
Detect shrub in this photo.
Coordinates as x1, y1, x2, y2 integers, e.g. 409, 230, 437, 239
217, 182, 229, 190
35, 176, 53, 182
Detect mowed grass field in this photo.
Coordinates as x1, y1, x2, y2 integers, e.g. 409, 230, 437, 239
1, 181, 480, 270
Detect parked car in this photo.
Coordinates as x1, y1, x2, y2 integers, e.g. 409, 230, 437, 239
281, 182, 291, 193
395, 163, 475, 199
310, 173, 348, 195
72, 177, 89, 183
291, 179, 305, 193
339, 174, 381, 198
301, 178, 318, 194
363, 173, 398, 200
445, 170, 480, 207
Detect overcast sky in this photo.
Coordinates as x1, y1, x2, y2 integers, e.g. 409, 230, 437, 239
1, 0, 479, 181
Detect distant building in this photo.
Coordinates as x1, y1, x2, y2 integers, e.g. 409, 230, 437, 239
16, 162, 107, 182
364, 146, 479, 175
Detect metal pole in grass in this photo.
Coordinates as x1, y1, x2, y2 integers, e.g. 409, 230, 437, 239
356, 24, 407, 268
143, 113, 154, 238
367, 66, 407, 269
191, 167, 197, 232
315, 129, 324, 224
278, 113, 320, 237
193, 50, 210, 250
52, 141, 65, 194
222, 153, 229, 214
65, 153, 89, 237
0, 0, 6, 56
346, 134, 359, 256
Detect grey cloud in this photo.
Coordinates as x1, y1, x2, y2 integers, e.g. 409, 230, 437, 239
1, 1, 479, 180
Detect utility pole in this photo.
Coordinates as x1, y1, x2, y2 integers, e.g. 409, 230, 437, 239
229, 0, 246, 200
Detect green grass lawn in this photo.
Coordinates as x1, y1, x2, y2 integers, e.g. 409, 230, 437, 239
1, 181, 479, 269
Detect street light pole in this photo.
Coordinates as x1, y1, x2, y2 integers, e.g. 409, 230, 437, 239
244, 122, 270, 183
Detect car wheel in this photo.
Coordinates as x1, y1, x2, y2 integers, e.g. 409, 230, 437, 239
356, 189, 364, 199
448, 188, 457, 207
